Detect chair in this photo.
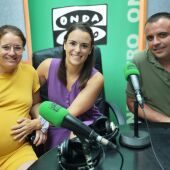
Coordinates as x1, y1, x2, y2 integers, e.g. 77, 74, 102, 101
32, 46, 126, 125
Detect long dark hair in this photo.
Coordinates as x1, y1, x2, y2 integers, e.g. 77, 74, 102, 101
58, 22, 94, 90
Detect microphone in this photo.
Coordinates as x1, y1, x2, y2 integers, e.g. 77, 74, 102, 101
119, 62, 150, 149
39, 101, 117, 149
125, 62, 144, 108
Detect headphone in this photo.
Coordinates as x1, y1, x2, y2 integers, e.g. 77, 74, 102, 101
58, 137, 103, 170
57, 116, 119, 170
90, 116, 119, 143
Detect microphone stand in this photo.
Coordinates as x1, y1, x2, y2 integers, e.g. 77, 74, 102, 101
134, 100, 139, 137
120, 99, 150, 148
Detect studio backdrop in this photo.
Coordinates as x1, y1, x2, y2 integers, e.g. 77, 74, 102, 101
25, 0, 141, 122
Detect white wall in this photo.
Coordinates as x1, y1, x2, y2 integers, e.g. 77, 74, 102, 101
147, 0, 170, 17
0, 0, 28, 60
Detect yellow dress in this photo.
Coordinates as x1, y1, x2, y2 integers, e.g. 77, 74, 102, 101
0, 63, 40, 170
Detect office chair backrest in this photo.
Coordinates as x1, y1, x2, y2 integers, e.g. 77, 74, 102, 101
33, 46, 102, 71
32, 46, 106, 116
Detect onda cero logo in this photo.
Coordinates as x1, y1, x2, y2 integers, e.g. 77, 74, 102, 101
52, 5, 107, 46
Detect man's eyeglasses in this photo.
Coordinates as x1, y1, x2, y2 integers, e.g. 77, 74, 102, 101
0, 44, 24, 54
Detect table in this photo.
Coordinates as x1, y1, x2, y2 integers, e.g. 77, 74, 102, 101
29, 123, 170, 170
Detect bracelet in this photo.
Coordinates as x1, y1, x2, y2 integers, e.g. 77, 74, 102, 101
39, 116, 49, 134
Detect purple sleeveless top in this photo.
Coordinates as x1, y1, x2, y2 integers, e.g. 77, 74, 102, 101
45, 58, 102, 150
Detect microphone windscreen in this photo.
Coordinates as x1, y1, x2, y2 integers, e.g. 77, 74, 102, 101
124, 62, 140, 80
39, 101, 68, 127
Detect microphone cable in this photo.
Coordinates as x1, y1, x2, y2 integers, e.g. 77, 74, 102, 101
116, 148, 124, 170
105, 146, 124, 170
142, 108, 165, 170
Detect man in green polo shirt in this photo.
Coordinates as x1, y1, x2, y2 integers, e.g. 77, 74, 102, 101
126, 12, 170, 122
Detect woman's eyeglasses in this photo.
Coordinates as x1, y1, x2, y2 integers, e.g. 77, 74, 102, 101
0, 44, 24, 54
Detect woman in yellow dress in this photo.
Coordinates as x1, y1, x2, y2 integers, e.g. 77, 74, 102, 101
0, 25, 47, 170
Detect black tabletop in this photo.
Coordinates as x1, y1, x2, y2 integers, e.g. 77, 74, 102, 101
29, 122, 170, 170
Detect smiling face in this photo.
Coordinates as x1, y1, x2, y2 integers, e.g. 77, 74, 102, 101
0, 32, 24, 73
145, 17, 170, 60
64, 29, 92, 67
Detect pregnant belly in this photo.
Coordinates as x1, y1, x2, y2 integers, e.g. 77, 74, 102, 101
0, 121, 23, 157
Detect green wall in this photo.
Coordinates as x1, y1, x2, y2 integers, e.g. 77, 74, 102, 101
28, 0, 140, 122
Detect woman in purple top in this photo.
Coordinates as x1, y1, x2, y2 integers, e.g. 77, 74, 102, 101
37, 22, 104, 151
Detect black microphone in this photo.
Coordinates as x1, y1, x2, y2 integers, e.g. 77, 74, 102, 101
39, 101, 117, 149
125, 62, 144, 108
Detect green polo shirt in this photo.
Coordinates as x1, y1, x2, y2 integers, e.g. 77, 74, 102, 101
126, 50, 170, 116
